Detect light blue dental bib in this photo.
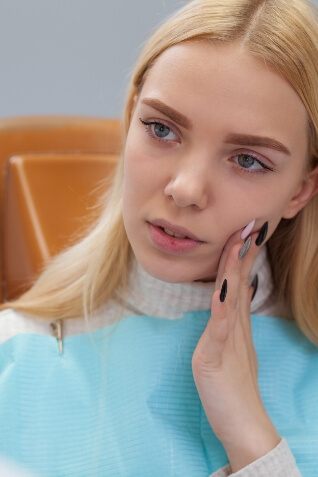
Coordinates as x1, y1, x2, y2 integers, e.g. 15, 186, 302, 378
0, 311, 317, 477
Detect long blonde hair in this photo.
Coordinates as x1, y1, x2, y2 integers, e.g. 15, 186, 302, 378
2, 0, 318, 344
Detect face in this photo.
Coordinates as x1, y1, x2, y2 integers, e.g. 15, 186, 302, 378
122, 40, 314, 283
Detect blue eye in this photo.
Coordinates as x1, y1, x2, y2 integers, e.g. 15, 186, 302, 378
139, 118, 177, 143
139, 118, 274, 175
234, 153, 273, 174
151, 123, 168, 138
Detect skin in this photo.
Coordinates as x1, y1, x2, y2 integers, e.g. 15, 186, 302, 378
122, 40, 318, 283
122, 40, 318, 471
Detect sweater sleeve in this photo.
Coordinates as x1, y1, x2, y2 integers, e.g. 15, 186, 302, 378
209, 438, 302, 477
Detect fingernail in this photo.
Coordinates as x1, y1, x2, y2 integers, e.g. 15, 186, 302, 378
251, 274, 259, 302
241, 219, 256, 240
220, 278, 228, 303
238, 235, 252, 260
255, 221, 268, 246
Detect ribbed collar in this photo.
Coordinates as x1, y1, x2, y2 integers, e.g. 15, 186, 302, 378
116, 245, 275, 319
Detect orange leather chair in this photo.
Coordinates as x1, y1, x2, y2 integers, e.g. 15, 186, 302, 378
1, 117, 122, 302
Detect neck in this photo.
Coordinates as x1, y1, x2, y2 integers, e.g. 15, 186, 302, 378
115, 245, 275, 319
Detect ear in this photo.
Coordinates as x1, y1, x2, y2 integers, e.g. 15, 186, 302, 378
282, 165, 318, 219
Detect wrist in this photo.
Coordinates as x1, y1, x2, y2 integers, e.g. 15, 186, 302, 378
223, 422, 281, 473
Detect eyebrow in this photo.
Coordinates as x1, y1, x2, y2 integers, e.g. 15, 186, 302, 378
225, 133, 291, 156
141, 97, 291, 156
142, 98, 193, 129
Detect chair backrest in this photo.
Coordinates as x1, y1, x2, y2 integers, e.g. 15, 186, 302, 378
0, 116, 122, 302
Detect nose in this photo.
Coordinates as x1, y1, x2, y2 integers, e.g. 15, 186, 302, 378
164, 164, 209, 209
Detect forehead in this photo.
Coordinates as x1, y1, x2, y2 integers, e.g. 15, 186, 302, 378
140, 41, 308, 158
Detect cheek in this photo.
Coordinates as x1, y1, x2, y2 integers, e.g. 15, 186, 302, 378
230, 178, 291, 213
217, 187, 287, 239
122, 163, 154, 225
123, 143, 164, 199
124, 161, 152, 197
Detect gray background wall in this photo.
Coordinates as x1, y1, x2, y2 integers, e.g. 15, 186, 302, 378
0, 0, 184, 119
0, 0, 316, 119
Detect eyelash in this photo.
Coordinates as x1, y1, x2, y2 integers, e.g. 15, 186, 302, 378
139, 118, 275, 175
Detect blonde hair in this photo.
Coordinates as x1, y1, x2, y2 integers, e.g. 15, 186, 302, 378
2, 0, 318, 344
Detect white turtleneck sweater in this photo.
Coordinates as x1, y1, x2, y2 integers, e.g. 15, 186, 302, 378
0, 245, 303, 477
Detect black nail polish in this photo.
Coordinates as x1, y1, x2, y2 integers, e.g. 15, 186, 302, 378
251, 274, 259, 302
255, 221, 268, 246
220, 278, 228, 303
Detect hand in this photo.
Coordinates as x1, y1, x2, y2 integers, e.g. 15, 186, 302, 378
191, 221, 281, 468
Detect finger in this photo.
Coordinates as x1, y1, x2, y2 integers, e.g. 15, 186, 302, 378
219, 242, 242, 318
215, 219, 257, 291
237, 220, 270, 319
218, 230, 260, 382
208, 222, 266, 370
248, 282, 259, 381
238, 282, 259, 382
240, 221, 269, 288
239, 224, 268, 314
215, 228, 246, 291
197, 240, 242, 368
193, 288, 230, 370
237, 231, 265, 382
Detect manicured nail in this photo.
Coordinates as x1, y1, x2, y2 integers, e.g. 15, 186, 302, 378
238, 236, 252, 260
220, 278, 228, 303
255, 221, 268, 246
241, 219, 256, 240
251, 274, 259, 302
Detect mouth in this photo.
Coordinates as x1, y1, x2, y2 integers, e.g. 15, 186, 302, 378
147, 222, 204, 254
146, 220, 204, 255
148, 219, 205, 243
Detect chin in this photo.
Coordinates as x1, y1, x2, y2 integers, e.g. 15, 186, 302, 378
133, 250, 213, 284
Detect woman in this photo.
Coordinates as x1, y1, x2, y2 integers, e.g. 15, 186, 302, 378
1, 0, 318, 475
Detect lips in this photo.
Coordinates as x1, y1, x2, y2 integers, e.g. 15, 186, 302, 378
149, 219, 204, 242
